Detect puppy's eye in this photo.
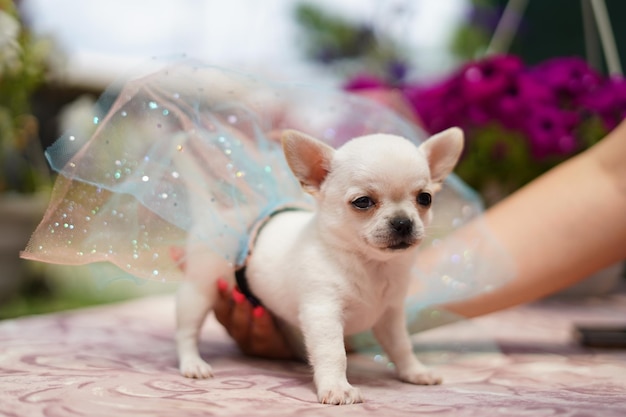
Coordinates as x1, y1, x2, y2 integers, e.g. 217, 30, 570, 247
416, 192, 432, 207
351, 196, 375, 210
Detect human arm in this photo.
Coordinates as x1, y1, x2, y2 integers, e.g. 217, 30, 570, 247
442, 118, 626, 317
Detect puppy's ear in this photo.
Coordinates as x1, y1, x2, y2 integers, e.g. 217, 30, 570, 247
420, 127, 464, 185
282, 130, 335, 194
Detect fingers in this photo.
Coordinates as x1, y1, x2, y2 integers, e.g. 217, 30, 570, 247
251, 306, 272, 339
213, 280, 258, 350
249, 306, 295, 359
229, 288, 254, 343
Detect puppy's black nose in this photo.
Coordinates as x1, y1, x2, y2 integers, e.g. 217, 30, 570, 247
390, 217, 413, 236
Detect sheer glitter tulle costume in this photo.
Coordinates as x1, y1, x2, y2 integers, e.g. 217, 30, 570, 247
22, 60, 515, 338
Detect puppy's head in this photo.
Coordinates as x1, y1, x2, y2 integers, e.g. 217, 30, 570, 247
282, 128, 463, 260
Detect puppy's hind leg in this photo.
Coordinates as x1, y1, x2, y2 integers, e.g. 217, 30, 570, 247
176, 280, 215, 379
176, 244, 233, 379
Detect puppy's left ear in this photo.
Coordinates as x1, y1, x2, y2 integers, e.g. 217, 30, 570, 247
282, 130, 335, 194
420, 127, 464, 185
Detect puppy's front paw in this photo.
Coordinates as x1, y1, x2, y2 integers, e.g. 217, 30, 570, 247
179, 356, 214, 379
398, 368, 442, 385
317, 382, 363, 405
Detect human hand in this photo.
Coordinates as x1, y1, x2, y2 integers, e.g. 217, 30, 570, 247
213, 279, 298, 360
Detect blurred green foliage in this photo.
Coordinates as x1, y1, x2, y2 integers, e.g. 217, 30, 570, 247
0, 0, 51, 193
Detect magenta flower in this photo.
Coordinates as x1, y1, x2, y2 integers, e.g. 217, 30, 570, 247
491, 73, 555, 131
530, 56, 602, 102
580, 76, 626, 130
402, 81, 468, 133
459, 55, 523, 102
524, 105, 579, 158
397, 55, 611, 160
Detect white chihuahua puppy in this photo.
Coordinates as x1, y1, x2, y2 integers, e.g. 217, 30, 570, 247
175, 127, 464, 405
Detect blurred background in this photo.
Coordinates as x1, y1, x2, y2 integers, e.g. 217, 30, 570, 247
1, 0, 624, 318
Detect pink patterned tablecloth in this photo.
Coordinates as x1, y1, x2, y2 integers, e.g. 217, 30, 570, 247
1, 293, 625, 417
